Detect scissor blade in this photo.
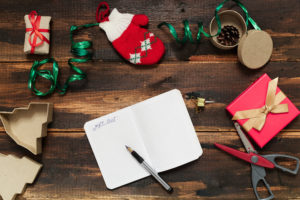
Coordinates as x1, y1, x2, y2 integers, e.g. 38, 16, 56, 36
215, 143, 275, 168
234, 122, 256, 153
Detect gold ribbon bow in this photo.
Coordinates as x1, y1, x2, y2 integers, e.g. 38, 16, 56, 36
232, 78, 289, 132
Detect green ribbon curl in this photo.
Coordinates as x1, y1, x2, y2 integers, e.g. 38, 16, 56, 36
28, 23, 99, 96
158, 0, 261, 43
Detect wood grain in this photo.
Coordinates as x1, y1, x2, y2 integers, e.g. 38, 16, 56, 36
0, 61, 299, 131
0, 0, 300, 199
0, 0, 299, 62
1, 131, 299, 200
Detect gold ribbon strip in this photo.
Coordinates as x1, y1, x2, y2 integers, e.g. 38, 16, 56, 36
232, 78, 289, 132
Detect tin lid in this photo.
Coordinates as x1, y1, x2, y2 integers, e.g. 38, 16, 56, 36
238, 30, 273, 69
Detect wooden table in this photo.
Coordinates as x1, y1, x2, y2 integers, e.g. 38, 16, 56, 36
0, 0, 299, 199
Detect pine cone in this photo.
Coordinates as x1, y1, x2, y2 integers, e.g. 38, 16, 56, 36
217, 25, 240, 46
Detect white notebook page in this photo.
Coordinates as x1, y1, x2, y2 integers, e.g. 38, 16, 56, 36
84, 89, 202, 189
84, 107, 151, 189
132, 89, 202, 172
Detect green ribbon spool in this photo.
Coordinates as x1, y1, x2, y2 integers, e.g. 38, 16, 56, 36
158, 0, 261, 43
28, 23, 99, 96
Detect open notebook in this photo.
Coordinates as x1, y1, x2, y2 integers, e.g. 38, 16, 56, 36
84, 89, 202, 189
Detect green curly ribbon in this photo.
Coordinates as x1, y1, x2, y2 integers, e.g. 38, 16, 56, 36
28, 58, 58, 96
158, 0, 261, 43
28, 23, 99, 96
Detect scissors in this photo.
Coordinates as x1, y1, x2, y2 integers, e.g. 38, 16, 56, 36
215, 122, 300, 200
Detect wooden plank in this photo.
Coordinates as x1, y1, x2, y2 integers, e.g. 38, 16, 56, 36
0, 131, 299, 199
0, 61, 299, 131
0, 0, 299, 62
0, 0, 300, 199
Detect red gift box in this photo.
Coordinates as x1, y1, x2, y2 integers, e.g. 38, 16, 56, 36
227, 74, 300, 148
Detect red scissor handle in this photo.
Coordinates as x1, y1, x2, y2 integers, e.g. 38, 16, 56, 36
215, 143, 275, 169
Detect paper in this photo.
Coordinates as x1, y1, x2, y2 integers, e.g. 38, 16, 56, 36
24, 14, 51, 54
0, 154, 42, 200
84, 89, 202, 189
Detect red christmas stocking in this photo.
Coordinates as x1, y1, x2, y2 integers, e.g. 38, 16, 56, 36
97, 3, 165, 65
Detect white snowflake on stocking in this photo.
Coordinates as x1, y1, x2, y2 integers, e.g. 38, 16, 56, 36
149, 33, 154, 37
129, 53, 141, 64
141, 38, 152, 52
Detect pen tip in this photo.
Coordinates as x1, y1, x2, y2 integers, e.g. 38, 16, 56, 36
125, 145, 133, 152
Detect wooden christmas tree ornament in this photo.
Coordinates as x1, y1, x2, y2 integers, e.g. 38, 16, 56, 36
0, 102, 53, 155
238, 29, 273, 69
0, 154, 42, 200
